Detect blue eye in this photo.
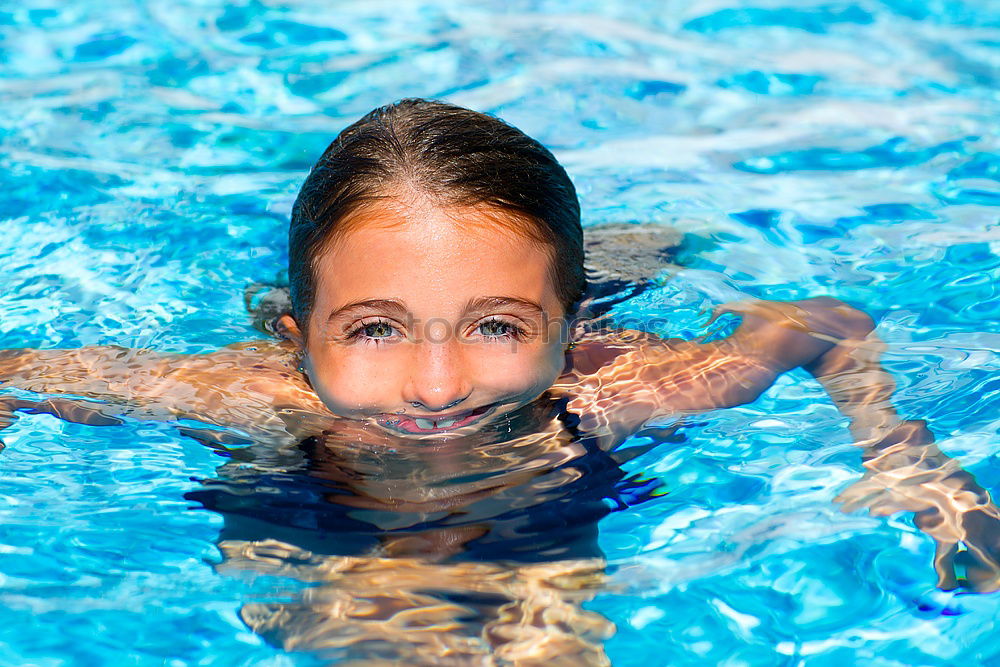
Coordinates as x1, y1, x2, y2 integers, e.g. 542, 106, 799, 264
362, 321, 395, 338
477, 319, 520, 338
347, 320, 398, 342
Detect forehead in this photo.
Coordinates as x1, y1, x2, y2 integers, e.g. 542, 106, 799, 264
311, 199, 560, 313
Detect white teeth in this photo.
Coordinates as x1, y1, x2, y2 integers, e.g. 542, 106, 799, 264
411, 416, 460, 430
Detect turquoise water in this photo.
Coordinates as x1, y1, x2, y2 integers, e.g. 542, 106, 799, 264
1, 0, 999, 664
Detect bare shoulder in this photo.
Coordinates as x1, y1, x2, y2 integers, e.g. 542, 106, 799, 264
552, 330, 696, 442
171, 340, 329, 413
199, 339, 301, 377
557, 329, 698, 386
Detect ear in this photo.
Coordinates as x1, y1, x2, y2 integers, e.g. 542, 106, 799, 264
276, 315, 306, 348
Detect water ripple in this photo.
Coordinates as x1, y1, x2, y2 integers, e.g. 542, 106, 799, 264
1, 0, 999, 664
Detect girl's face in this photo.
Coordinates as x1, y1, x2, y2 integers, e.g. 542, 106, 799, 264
280, 198, 569, 438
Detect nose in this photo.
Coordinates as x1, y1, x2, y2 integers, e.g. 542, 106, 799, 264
402, 338, 472, 412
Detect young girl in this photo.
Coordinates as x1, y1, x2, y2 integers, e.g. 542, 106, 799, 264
2, 99, 998, 663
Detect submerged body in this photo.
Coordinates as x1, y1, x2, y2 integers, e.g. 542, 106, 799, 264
2, 98, 998, 663
2, 301, 998, 663
2, 287, 997, 579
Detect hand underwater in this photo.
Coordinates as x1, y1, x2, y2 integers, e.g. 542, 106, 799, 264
0, 395, 125, 432
835, 420, 1000, 592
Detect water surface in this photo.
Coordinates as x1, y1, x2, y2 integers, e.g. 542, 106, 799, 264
1, 0, 999, 664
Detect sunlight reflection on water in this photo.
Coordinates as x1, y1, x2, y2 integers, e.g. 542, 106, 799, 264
0, 0, 998, 664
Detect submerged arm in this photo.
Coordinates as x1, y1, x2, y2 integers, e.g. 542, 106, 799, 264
571, 297, 999, 589
0, 346, 176, 430
721, 298, 1000, 591
0, 342, 326, 440
1, 346, 175, 403
564, 297, 865, 437
804, 324, 1000, 591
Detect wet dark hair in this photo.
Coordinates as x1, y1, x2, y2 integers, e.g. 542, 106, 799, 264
288, 98, 584, 327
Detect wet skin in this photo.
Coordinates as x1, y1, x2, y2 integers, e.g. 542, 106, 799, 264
1, 199, 999, 595
276, 197, 569, 440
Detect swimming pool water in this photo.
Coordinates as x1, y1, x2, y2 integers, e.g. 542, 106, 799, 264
0, 0, 998, 664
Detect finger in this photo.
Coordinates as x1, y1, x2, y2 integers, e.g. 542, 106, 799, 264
711, 300, 756, 318
933, 540, 959, 591
22, 398, 124, 427
177, 426, 253, 450
833, 483, 874, 505
836, 486, 890, 513
44, 399, 124, 427
867, 498, 910, 517
0, 398, 35, 431
955, 550, 1000, 593
0, 410, 17, 430
705, 303, 746, 329
960, 509, 1000, 568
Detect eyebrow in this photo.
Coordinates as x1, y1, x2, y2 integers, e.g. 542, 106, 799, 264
326, 299, 409, 322
325, 296, 547, 323
464, 296, 546, 316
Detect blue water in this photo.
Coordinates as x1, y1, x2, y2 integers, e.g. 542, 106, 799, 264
1, 0, 999, 664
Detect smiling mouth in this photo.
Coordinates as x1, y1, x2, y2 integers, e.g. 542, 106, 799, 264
377, 405, 493, 435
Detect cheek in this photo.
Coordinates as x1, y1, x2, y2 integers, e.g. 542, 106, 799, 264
302, 340, 566, 415
304, 345, 409, 413
467, 342, 565, 394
